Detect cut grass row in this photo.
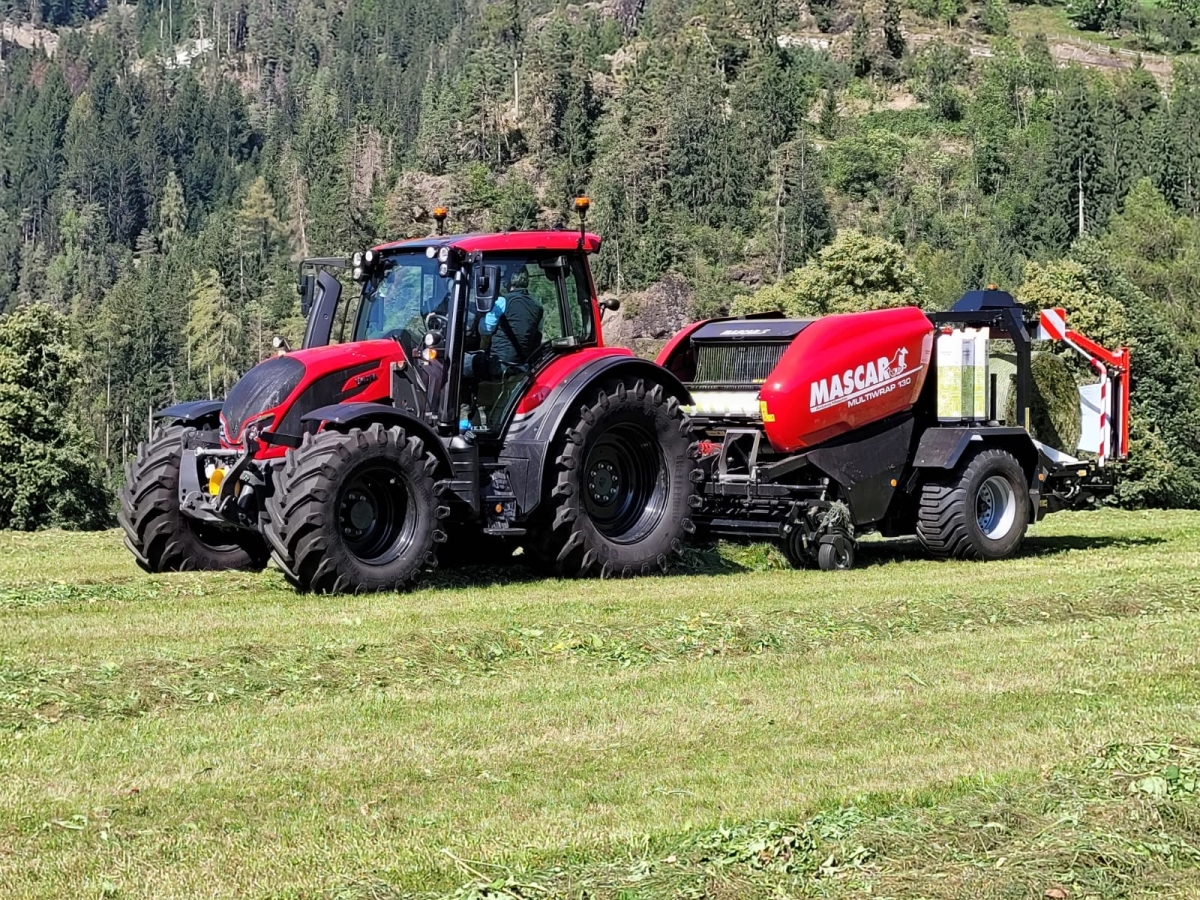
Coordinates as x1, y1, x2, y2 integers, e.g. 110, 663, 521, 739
1, 509, 1198, 898
3, 563, 1198, 731
333, 740, 1200, 900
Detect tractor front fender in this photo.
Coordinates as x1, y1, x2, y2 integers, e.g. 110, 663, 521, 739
500, 355, 693, 518
300, 403, 454, 477
156, 399, 224, 428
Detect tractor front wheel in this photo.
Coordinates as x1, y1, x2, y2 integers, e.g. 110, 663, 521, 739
119, 424, 268, 572
534, 379, 696, 578
263, 424, 444, 593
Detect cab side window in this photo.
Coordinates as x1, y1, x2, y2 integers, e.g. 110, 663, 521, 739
487, 257, 571, 357
524, 265, 564, 342
567, 257, 596, 343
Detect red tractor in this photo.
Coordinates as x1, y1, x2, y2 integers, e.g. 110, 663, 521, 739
120, 204, 1131, 591
120, 204, 699, 592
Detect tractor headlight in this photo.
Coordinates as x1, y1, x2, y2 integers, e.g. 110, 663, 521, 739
352, 251, 364, 268
364, 249, 375, 265
353, 266, 364, 281
438, 246, 450, 263
438, 263, 449, 277
426, 246, 437, 259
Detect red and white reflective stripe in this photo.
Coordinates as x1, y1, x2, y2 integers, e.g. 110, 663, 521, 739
1038, 307, 1067, 341
1095, 363, 1109, 467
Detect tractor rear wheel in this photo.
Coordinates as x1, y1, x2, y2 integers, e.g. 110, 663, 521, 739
119, 424, 268, 572
916, 448, 1029, 561
533, 379, 696, 578
263, 423, 445, 593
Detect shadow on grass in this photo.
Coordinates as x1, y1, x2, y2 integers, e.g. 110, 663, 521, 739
854, 533, 1167, 568
416, 533, 1168, 589
1019, 533, 1166, 557
423, 558, 547, 590
421, 544, 768, 587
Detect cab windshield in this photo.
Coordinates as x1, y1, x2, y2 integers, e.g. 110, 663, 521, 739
352, 252, 451, 346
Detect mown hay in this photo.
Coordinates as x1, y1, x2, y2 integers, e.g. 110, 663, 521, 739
991, 351, 1018, 420
998, 351, 1083, 452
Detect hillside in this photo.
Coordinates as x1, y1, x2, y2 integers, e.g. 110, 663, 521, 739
3, 0, 1200, 523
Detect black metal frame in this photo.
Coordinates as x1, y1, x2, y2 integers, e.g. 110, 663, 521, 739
439, 251, 473, 435
297, 257, 348, 306
301, 270, 344, 350
927, 306, 1033, 431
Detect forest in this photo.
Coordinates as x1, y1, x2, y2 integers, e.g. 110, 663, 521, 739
2, 0, 1200, 528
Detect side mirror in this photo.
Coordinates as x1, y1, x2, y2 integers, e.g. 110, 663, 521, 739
473, 264, 500, 313
600, 296, 620, 312
299, 273, 316, 318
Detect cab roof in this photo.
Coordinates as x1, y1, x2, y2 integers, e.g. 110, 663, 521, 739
372, 230, 602, 255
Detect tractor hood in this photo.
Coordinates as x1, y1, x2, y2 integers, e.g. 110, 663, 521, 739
221, 339, 405, 451
281, 339, 404, 370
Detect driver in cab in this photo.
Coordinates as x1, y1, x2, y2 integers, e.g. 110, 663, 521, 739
467, 266, 543, 380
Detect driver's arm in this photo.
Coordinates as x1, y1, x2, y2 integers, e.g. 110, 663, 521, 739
480, 295, 508, 336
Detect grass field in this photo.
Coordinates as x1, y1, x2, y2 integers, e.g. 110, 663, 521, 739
2, 510, 1199, 899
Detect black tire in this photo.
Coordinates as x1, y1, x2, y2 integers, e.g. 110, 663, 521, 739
916, 448, 1030, 561
533, 378, 697, 578
782, 529, 810, 569
118, 424, 268, 573
263, 423, 445, 593
817, 537, 854, 571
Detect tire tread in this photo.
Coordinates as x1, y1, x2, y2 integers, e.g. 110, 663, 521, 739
118, 424, 266, 572
532, 379, 697, 578
262, 423, 442, 593
916, 448, 1028, 561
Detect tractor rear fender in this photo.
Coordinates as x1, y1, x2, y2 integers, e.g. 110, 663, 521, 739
500, 356, 693, 517
155, 399, 224, 428
912, 426, 1041, 519
300, 403, 454, 476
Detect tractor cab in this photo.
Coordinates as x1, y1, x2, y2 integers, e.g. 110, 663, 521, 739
294, 228, 607, 444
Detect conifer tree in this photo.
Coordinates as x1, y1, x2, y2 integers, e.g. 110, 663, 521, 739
1054, 70, 1103, 238
767, 131, 834, 276
883, 0, 905, 59
158, 172, 188, 255
186, 268, 243, 398
851, 8, 872, 78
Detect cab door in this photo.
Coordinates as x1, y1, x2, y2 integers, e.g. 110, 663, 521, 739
467, 253, 583, 433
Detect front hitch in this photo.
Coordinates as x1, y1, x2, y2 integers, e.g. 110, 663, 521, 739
178, 437, 263, 530
214, 439, 263, 513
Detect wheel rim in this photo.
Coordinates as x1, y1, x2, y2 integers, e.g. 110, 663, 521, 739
582, 422, 668, 544
337, 464, 417, 564
976, 474, 1017, 541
